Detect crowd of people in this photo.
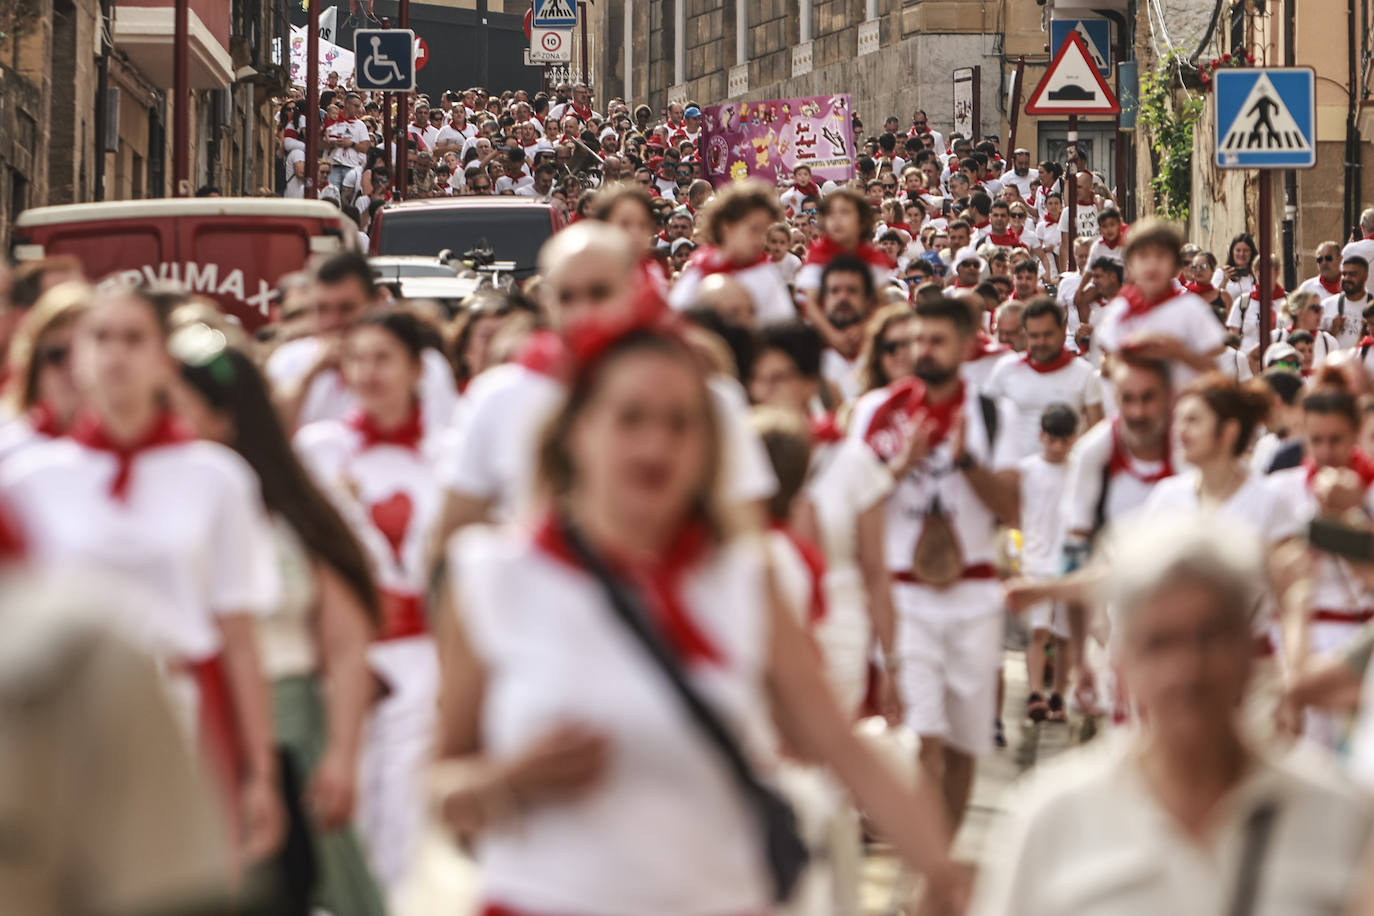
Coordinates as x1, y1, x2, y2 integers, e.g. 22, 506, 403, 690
7, 81, 1374, 915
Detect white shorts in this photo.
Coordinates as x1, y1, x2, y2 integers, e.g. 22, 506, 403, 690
1026, 599, 1070, 640
893, 581, 1004, 756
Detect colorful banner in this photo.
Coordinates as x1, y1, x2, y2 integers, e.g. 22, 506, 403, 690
289, 25, 356, 88
700, 94, 856, 188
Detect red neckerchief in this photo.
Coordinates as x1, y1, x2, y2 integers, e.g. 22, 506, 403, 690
347, 404, 423, 452
985, 229, 1025, 248
769, 522, 828, 625
887, 221, 913, 234
28, 401, 64, 438
516, 329, 569, 380
1304, 450, 1374, 490
657, 229, 671, 244
809, 412, 844, 445
533, 512, 724, 666
803, 236, 898, 270
70, 409, 191, 502
664, 118, 685, 131
1317, 275, 1342, 296
1106, 417, 1173, 483
971, 219, 991, 230
1184, 280, 1216, 297
1249, 284, 1287, 301
1022, 349, 1076, 374
793, 180, 820, 198
971, 330, 1009, 361
570, 102, 594, 122
1098, 228, 1127, 249
1119, 284, 1180, 319
862, 377, 965, 461
1041, 212, 1057, 225
688, 245, 770, 276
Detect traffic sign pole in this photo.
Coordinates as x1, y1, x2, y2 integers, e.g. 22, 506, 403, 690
1067, 114, 1077, 273
397, 0, 410, 202
1260, 174, 1273, 365
381, 17, 393, 169
305, 0, 319, 200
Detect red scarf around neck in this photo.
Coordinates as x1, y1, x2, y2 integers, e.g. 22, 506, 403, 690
347, 403, 423, 451
1106, 417, 1173, 483
1119, 284, 1180, 319
1249, 284, 1286, 301
985, 229, 1024, 248
1023, 348, 1077, 374
862, 377, 965, 462
70, 409, 190, 501
689, 245, 770, 276
1316, 275, 1341, 296
769, 522, 828, 625
28, 401, 64, 439
803, 236, 898, 270
533, 512, 724, 665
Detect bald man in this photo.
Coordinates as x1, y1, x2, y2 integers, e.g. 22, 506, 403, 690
439, 222, 775, 534
695, 274, 757, 328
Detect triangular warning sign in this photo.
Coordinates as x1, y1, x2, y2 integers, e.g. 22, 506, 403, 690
1218, 73, 1312, 153
1025, 31, 1120, 115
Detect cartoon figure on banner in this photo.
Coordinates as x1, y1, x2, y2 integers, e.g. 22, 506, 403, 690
799, 99, 822, 118
821, 125, 848, 158
751, 129, 776, 169
781, 103, 793, 124
730, 161, 749, 181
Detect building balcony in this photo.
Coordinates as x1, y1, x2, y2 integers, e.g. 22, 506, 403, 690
113, 0, 235, 89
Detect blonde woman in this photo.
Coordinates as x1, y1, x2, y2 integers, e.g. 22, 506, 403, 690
0, 280, 90, 464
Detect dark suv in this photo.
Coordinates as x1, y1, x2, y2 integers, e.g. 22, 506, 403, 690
369, 197, 566, 280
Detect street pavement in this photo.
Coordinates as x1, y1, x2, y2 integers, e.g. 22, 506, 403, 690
859, 649, 1086, 915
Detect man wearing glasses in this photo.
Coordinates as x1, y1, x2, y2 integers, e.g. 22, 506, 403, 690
907, 108, 945, 154
467, 173, 493, 196
1297, 241, 1344, 303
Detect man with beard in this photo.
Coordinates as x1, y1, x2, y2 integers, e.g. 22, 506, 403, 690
1320, 254, 1370, 350
856, 295, 1018, 836
986, 297, 1104, 459
1002, 148, 1035, 201
817, 255, 880, 401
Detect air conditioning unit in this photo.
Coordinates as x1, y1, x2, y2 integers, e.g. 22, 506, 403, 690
103, 87, 120, 152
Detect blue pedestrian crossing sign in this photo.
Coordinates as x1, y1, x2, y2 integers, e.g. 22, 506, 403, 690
533, 0, 577, 29
354, 29, 416, 92
1050, 19, 1111, 77
1214, 68, 1315, 169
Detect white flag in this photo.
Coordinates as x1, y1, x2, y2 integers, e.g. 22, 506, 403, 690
318, 4, 338, 43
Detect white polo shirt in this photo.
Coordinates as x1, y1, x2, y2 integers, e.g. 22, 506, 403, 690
1095, 289, 1228, 389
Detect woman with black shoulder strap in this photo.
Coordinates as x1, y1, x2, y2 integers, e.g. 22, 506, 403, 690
433, 322, 964, 916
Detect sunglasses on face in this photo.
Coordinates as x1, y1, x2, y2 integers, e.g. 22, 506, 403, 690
1317, 255, 1336, 263
801, 207, 818, 215
471, 183, 490, 191
880, 337, 912, 356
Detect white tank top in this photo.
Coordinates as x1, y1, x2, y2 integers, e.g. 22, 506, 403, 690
450, 524, 778, 915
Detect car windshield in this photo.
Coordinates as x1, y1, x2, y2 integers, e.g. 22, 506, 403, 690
377, 206, 550, 275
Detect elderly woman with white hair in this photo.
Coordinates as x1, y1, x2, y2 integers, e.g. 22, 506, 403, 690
974, 518, 1373, 916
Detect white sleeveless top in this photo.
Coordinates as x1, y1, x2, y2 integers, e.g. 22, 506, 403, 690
449, 524, 778, 915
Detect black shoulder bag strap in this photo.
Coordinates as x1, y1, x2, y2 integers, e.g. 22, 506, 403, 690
558, 517, 809, 903
1225, 799, 1281, 916
978, 394, 999, 448
1090, 458, 1113, 543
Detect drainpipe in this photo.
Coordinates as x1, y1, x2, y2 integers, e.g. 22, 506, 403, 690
1282, 0, 1296, 288
94, 0, 112, 201
1347, 0, 1359, 236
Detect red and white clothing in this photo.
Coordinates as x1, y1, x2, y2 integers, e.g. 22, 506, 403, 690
668, 246, 797, 325
450, 521, 778, 915
986, 350, 1103, 459
265, 335, 459, 432
1062, 417, 1173, 540
781, 181, 823, 214
982, 228, 1027, 250
960, 334, 1013, 391
1227, 284, 1286, 353
795, 237, 898, 297
860, 380, 1017, 754
1086, 231, 1127, 268
294, 406, 444, 888
0, 412, 280, 791
1096, 286, 1228, 389
1296, 272, 1342, 304
326, 117, 369, 169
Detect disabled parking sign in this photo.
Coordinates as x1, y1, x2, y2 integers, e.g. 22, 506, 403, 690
1214, 68, 1315, 169
354, 29, 416, 92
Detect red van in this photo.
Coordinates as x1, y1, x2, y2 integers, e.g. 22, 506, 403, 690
11, 198, 355, 331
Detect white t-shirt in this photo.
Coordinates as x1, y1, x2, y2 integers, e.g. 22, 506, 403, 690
986, 352, 1104, 459
1144, 471, 1302, 544
772, 252, 802, 286
1095, 289, 1228, 389
1058, 201, 1099, 242
1003, 169, 1036, 201
1085, 235, 1126, 268
1062, 419, 1171, 540
668, 256, 797, 326
284, 148, 306, 198
434, 123, 476, 151
1320, 290, 1369, 350
1017, 454, 1068, 575
0, 437, 280, 660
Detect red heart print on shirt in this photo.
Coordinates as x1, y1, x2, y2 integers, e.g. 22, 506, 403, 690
369, 492, 413, 566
